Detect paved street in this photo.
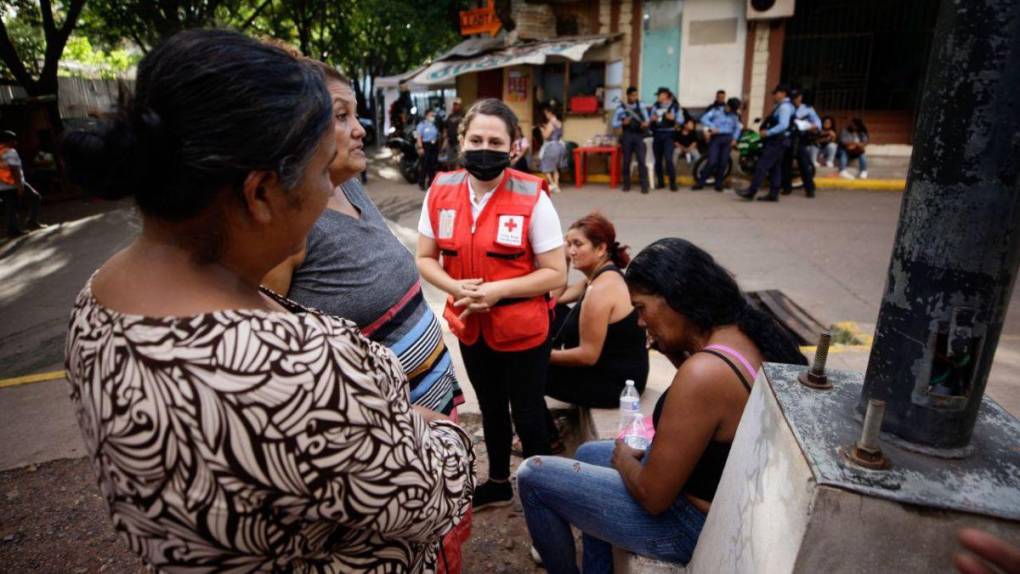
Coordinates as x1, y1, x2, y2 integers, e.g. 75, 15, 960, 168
2, 151, 1019, 473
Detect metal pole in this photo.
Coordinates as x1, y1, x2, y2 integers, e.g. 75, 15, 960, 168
859, 0, 1020, 450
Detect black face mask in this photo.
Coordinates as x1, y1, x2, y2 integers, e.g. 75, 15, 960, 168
463, 149, 510, 181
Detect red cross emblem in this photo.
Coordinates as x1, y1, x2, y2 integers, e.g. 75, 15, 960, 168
504, 218, 519, 233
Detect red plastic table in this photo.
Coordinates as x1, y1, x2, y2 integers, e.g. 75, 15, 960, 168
573, 145, 620, 189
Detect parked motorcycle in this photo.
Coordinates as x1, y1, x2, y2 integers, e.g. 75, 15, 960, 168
385, 120, 420, 184
385, 110, 454, 186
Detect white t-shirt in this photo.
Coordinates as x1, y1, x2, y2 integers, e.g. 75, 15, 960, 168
418, 178, 564, 254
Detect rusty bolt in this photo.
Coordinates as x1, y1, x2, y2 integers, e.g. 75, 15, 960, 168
842, 399, 891, 470
799, 330, 833, 389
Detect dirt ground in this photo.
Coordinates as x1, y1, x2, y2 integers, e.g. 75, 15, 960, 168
0, 416, 550, 574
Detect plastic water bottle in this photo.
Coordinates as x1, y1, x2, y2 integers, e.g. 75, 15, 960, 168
619, 380, 641, 436
623, 413, 651, 450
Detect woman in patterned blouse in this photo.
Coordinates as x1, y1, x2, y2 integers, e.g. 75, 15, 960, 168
60, 30, 474, 573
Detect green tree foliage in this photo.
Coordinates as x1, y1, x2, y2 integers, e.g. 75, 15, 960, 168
0, 0, 87, 96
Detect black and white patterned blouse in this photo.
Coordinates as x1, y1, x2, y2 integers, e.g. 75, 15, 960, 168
64, 278, 475, 573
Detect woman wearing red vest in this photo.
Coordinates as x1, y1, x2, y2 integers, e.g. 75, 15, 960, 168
417, 98, 567, 510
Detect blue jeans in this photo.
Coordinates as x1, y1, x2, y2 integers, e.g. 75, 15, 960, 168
837, 148, 867, 171
518, 441, 706, 574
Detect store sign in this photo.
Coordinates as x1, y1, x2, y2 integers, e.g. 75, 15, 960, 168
460, 1, 502, 37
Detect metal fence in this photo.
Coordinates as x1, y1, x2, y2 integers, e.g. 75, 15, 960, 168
0, 77, 134, 118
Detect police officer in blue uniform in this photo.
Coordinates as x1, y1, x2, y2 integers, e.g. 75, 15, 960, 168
692, 97, 742, 192
416, 108, 440, 190
648, 87, 682, 191
782, 89, 822, 198
612, 86, 650, 194
739, 84, 795, 202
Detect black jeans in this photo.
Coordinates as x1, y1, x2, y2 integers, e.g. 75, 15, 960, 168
620, 131, 648, 191
782, 135, 816, 195
1, 185, 40, 235
651, 132, 676, 187
460, 336, 552, 480
746, 135, 790, 198
697, 134, 733, 188
419, 141, 439, 190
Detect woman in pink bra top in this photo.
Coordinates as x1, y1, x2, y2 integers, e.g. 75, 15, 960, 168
517, 237, 806, 572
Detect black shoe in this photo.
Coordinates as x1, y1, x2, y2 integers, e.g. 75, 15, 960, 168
669, 183, 679, 192
473, 480, 513, 511
736, 188, 756, 201
640, 187, 649, 194
780, 188, 792, 196
757, 195, 779, 202
714, 185, 725, 192
655, 181, 665, 189
806, 190, 816, 198
622, 186, 631, 192
691, 184, 704, 191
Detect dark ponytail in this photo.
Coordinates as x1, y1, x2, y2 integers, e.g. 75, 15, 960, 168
625, 238, 806, 365
61, 29, 332, 222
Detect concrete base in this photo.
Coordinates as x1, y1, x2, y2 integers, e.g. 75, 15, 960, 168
687, 363, 1020, 573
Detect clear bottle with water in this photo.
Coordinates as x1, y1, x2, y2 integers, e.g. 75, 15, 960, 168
624, 413, 650, 450
618, 380, 639, 431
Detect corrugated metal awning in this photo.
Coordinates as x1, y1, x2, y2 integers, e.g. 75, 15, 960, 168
408, 35, 617, 86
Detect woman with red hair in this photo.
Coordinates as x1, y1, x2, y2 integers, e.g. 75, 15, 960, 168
547, 212, 649, 410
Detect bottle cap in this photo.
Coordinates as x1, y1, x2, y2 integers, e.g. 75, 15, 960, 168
625, 380, 635, 386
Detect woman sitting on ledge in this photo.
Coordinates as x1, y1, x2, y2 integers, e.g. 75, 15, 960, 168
518, 238, 806, 573
546, 212, 649, 408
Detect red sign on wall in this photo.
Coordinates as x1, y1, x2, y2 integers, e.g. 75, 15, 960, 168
460, 0, 502, 37
507, 70, 528, 102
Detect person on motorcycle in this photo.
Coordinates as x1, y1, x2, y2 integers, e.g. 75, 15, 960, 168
417, 108, 441, 190
782, 89, 821, 198
692, 97, 742, 192
649, 87, 683, 191
738, 84, 795, 202
612, 86, 650, 194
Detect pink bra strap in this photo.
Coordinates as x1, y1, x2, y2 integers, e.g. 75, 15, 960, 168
703, 344, 758, 382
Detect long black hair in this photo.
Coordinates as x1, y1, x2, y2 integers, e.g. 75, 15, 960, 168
61, 29, 332, 223
626, 238, 807, 365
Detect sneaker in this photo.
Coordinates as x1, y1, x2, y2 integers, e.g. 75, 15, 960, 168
859, 170, 869, 179
472, 480, 513, 511
839, 170, 855, 180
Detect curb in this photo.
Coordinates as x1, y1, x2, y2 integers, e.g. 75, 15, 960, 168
581, 173, 905, 191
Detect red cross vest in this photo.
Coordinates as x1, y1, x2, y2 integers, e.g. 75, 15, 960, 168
427, 168, 550, 352
0, 145, 16, 186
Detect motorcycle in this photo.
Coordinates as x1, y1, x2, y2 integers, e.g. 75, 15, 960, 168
385, 117, 421, 185
385, 111, 454, 186
692, 120, 804, 189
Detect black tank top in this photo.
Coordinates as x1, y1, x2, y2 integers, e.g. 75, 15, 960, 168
651, 348, 752, 502
552, 265, 649, 389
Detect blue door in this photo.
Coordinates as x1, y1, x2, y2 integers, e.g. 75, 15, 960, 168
641, 0, 683, 104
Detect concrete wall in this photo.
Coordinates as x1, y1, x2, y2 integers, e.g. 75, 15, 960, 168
456, 73, 479, 109
677, 0, 747, 110
747, 20, 771, 122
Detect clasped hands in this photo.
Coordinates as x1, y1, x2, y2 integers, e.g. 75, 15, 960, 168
452, 278, 504, 321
